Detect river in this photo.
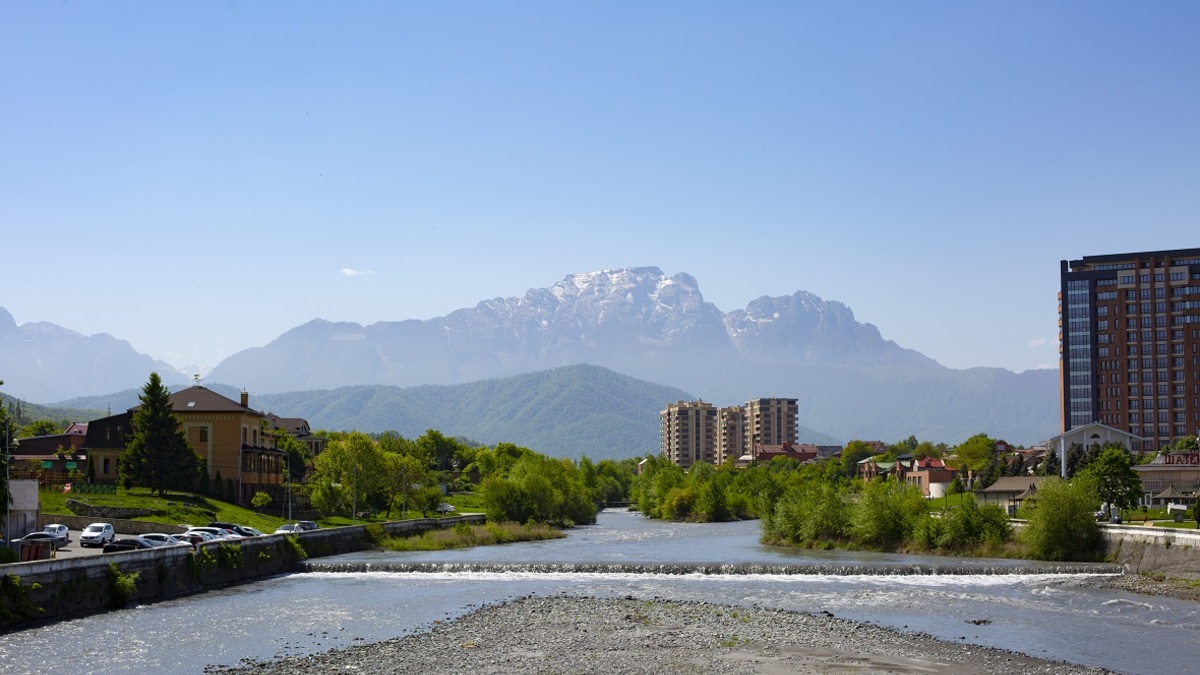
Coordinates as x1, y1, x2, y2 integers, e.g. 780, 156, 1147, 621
2, 509, 1198, 674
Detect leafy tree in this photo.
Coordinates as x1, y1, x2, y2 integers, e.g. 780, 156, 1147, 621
954, 433, 996, 489
632, 455, 685, 517
416, 429, 465, 472
839, 441, 875, 478
20, 419, 61, 437
251, 490, 272, 512
269, 429, 312, 483
1018, 477, 1103, 561
310, 432, 391, 516
1163, 435, 1199, 453
1079, 447, 1142, 515
479, 454, 596, 525
849, 478, 928, 549
891, 435, 919, 455
763, 477, 849, 545
945, 475, 966, 504
120, 372, 201, 497
913, 440, 944, 459
930, 496, 1011, 551
384, 451, 427, 518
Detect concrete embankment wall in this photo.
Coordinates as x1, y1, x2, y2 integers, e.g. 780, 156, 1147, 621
0, 515, 484, 630
38, 513, 188, 536
1104, 525, 1200, 575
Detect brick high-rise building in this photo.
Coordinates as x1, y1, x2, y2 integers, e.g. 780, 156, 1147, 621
660, 400, 718, 468
1060, 248, 1200, 452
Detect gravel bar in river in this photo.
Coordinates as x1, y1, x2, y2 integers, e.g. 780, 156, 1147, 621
210, 595, 1112, 675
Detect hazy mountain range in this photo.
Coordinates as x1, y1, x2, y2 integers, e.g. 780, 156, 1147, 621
0, 267, 1060, 452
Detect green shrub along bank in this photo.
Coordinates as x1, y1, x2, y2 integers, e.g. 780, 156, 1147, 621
762, 476, 1017, 557
633, 455, 1108, 562
477, 452, 603, 526
1016, 476, 1105, 561
376, 522, 565, 551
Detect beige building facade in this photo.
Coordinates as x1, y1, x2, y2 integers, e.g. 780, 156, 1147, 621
660, 400, 718, 469
716, 406, 746, 466
745, 398, 798, 450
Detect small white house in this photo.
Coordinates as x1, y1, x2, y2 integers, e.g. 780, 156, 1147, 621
4, 478, 40, 540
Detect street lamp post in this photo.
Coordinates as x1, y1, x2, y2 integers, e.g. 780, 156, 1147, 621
4, 419, 10, 547
286, 465, 293, 522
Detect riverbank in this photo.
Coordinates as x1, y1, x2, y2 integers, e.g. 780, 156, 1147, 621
1076, 570, 1200, 602
210, 596, 1111, 674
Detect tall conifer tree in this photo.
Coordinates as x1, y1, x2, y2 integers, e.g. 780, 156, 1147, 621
120, 372, 200, 496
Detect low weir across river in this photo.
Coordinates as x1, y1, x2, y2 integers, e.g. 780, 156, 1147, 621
304, 560, 1122, 576
0, 509, 1197, 674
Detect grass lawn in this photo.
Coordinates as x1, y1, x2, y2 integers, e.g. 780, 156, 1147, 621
41, 486, 299, 532
41, 485, 489, 532
1148, 520, 1199, 529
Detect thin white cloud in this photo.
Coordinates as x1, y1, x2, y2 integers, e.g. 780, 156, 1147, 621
340, 268, 375, 278
1027, 337, 1047, 348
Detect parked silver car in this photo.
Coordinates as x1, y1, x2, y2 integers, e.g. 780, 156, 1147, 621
42, 524, 70, 547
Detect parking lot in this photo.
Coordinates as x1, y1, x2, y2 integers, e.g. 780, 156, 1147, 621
49, 528, 107, 559
25, 527, 184, 560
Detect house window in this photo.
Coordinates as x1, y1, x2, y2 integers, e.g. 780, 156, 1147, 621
200, 428, 208, 443
103, 458, 111, 474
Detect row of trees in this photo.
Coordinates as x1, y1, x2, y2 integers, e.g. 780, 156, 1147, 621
631, 431, 1147, 561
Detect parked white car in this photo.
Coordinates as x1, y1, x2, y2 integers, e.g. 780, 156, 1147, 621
80, 523, 115, 548
186, 526, 242, 540
141, 533, 190, 547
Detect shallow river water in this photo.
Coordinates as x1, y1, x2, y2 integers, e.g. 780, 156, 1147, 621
2, 509, 1199, 674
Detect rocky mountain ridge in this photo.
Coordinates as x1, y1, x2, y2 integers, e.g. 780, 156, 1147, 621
207, 267, 937, 394
0, 307, 188, 402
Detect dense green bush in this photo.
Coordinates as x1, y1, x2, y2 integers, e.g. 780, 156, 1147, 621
924, 496, 1011, 552
763, 479, 849, 545
1018, 477, 1104, 561
479, 454, 597, 526
850, 479, 928, 548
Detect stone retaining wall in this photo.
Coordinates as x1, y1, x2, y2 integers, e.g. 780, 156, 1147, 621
1, 514, 484, 629
1103, 524, 1200, 575
38, 513, 187, 536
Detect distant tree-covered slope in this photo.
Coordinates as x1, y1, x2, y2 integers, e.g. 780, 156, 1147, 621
251, 365, 696, 460
1, 392, 103, 431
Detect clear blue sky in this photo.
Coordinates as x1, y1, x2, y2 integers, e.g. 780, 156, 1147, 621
2, 2, 1197, 375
